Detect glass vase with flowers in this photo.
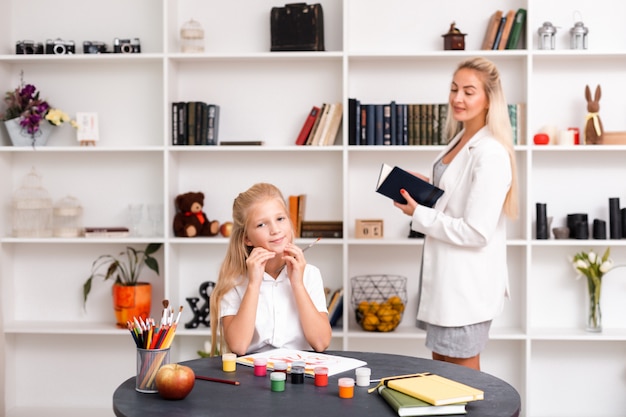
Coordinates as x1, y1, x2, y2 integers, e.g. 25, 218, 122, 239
571, 247, 622, 332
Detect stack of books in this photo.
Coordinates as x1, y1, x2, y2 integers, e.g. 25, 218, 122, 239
481, 8, 527, 50
295, 102, 343, 146
348, 99, 448, 147
300, 220, 343, 238
171, 101, 220, 145
373, 372, 484, 416
349, 99, 525, 146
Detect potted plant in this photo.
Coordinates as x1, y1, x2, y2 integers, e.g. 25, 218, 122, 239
1, 71, 76, 147
83, 243, 162, 327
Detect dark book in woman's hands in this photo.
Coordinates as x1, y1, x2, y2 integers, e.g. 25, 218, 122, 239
376, 163, 444, 207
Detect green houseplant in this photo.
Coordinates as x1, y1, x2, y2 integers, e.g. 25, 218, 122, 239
83, 243, 162, 327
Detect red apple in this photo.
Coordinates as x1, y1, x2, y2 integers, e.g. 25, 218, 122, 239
155, 363, 195, 400
220, 221, 233, 237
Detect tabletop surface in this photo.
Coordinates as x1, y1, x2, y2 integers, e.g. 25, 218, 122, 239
113, 350, 521, 417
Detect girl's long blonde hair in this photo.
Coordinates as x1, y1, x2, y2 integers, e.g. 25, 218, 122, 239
443, 57, 519, 219
209, 183, 291, 355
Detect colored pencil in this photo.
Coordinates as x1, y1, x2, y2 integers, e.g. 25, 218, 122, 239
195, 375, 240, 386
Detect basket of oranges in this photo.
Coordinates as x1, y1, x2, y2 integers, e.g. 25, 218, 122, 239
351, 275, 407, 332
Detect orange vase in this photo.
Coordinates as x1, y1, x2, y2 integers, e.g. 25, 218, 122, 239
112, 282, 152, 328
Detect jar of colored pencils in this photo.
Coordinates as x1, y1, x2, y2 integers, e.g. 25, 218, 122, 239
136, 347, 170, 393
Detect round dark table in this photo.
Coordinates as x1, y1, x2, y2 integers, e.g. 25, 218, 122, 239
113, 350, 521, 417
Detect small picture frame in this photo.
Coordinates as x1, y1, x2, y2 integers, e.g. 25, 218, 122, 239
76, 112, 99, 146
355, 219, 384, 239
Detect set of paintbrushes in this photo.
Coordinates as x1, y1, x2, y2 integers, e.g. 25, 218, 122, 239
127, 300, 183, 350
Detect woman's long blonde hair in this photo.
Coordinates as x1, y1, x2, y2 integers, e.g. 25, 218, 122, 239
443, 57, 519, 219
209, 183, 291, 355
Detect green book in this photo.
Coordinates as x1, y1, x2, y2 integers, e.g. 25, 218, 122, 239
378, 385, 467, 416
505, 8, 526, 49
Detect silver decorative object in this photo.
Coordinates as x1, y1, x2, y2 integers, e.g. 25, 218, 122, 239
538, 21, 557, 50
570, 21, 588, 50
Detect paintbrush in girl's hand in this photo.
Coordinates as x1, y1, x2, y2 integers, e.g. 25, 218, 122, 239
276, 237, 321, 274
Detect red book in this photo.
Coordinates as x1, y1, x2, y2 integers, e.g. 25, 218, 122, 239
295, 105, 321, 145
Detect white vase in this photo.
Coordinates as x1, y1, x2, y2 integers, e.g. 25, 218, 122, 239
4, 118, 53, 147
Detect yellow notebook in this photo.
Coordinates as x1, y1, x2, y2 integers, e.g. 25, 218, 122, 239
382, 373, 483, 406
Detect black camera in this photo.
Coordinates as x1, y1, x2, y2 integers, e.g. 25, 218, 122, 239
83, 41, 108, 54
45, 38, 76, 54
16, 40, 44, 54
113, 38, 141, 53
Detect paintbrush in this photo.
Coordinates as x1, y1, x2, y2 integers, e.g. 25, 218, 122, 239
275, 237, 321, 274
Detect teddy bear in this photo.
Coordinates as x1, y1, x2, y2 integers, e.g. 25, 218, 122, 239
173, 192, 219, 237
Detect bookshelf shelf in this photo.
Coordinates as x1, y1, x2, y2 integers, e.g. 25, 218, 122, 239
2, 0, 626, 416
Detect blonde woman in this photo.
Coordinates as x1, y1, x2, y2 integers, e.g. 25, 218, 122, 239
394, 57, 519, 370
210, 183, 331, 356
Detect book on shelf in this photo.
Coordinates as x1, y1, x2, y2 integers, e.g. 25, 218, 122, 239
505, 8, 527, 50
481, 10, 503, 50
185, 101, 198, 145
383, 102, 393, 145
84, 227, 130, 238
237, 348, 367, 377
303, 103, 325, 145
377, 385, 467, 416
365, 104, 375, 145
207, 104, 220, 145
384, 373, 483, 406
319, 102, 343, 146
171, 102, 187, 145
348, 98, 360, 146
219, 140, 265, 146
491, 14, 507, 50
288, 194, 307, 237
301, 220, 343, 230
295, 105, 321, 145
376, 163, 444, 207
308, 103, 331, 145
497, 10, 517, 50
300, 220, 343, 238
327, 288, 344, 327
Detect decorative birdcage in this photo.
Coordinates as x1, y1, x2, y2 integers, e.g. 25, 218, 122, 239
351, 275, 407, 332
180, 19, 205, 53
12, 167, 53, 237
53, 195, 83, 237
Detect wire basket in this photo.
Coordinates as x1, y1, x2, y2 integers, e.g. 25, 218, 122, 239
351, 275, 407, 332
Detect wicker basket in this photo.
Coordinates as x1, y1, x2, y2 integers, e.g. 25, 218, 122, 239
351, 275, 407, 332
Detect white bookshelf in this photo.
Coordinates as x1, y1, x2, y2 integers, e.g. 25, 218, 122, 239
1, 1, 626, 416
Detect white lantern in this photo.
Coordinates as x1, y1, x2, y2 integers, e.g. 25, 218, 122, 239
12, 168, 53, 238
180, 19, 205, 53
53, 195, 84, 237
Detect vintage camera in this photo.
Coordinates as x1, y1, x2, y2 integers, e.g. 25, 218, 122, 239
113, 38, 141, 53
16, 40, 44, 54
45, 38, 76, 54
83, 41, 108, 54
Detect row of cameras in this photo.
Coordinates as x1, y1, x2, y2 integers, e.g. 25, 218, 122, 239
16, 38, 141, 55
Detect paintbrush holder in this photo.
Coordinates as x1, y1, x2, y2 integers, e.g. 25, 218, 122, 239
136, 347, 170, 393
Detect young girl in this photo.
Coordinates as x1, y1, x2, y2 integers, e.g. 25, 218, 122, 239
394, 57, 518, 370
209, 183, 331, 356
